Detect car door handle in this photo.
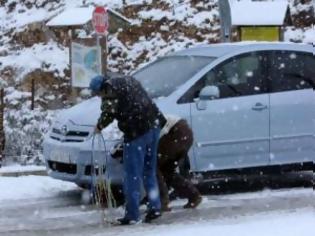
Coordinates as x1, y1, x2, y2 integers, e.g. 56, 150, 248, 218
252, 103, 268, 111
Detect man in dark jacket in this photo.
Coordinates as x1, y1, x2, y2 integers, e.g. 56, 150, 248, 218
89, 74, 163, 225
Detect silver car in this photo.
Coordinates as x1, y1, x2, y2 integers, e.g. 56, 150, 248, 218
43, 42, 315, 187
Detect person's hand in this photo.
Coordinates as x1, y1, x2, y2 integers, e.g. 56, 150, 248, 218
111, 143, 123, 159
94, 126, 101, 134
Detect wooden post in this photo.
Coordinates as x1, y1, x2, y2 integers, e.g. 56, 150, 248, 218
70, 28, 79, 103
102, 35, 108, 75
0, 88, 5, 167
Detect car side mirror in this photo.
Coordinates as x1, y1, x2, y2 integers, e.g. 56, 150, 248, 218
199, 86, 220, 100
195, 86, 220, 111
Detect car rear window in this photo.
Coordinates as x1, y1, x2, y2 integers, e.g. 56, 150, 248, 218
133, 56, 215, 98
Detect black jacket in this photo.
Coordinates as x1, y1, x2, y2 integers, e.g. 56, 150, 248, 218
97, 75, 166, 141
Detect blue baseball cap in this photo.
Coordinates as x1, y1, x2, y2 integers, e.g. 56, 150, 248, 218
89, 75, 108, 93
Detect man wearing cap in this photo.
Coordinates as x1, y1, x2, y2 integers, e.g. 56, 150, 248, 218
89, 74, 164, 225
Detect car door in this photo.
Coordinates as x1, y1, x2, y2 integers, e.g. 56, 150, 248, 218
178, 51, 270, 171
268, 50, 315, 165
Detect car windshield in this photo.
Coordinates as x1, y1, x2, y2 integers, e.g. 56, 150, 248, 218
133, 56, 216, 98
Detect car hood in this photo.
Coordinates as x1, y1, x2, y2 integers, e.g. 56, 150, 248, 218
56, 97, 101, 126
55, 96, 168, 127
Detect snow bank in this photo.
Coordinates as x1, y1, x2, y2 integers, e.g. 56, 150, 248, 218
0, 176, 77, 201
0, 164, 45, 174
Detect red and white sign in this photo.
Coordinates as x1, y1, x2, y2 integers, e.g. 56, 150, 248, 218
92, 6, 109, 35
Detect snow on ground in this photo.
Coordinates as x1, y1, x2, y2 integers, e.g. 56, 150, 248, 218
303, 26, 315, 43
94, 209, 314, 236
285, 26, 315, 43
0, 174, 313, 235
0, 164, 46, 174
0, 175, 77, 201
0, 41, 69, 81
138, 6, 219, 29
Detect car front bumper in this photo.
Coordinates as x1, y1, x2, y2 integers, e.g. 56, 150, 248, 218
43, 134, 124, 186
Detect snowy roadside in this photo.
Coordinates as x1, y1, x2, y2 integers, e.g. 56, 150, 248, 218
93, 209, 315, 236
0, 164, 46, 173
0, 175, 314, 236
0, 164, 47, 176
0, 175, 77, 201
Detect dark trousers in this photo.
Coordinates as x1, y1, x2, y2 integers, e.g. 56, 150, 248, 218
123, 128, 161, 221
157, 120, 200, 206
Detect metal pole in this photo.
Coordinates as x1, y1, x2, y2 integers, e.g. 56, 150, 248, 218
96, 34, 102, 75
218, 0, 232, 42
104, 34, 108, 76
0, 88, 4, 167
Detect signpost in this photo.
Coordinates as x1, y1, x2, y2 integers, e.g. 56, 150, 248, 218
92, 6, 109, 34
92, 6, 109, 76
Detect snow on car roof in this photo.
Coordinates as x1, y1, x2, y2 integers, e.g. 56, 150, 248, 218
170, 42, 313, 58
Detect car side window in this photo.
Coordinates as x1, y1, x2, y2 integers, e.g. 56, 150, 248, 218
269, 51, 315, 92
178, 52, 267, 104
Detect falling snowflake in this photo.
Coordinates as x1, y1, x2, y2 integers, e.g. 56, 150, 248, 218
270, 153, 275, 160
232, 105, 239, 111
208, 163, 215, 170
289, 53, 297, 59
246, 71, 253, 77
279, 63, 285, 69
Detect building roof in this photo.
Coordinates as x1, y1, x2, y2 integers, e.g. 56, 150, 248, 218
230, 0, 289, 26
46, 6, 131, 27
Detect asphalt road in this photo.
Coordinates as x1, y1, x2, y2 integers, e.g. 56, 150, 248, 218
0, 173, 314, 236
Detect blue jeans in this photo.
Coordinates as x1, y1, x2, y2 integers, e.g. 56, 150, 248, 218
123, 128, 161, 221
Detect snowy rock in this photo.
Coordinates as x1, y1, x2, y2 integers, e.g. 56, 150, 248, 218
160, 25, 170, 31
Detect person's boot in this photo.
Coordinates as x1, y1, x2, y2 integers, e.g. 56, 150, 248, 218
144, 209, 161, 223
114, 217, 142, 225
161, 204, 172, 212
183, 195, 202, 209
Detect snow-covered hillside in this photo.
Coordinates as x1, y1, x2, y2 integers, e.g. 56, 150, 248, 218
0, 0, 314, 164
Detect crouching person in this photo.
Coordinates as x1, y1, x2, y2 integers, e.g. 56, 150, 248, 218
158, 115, 202, 211
89, 74, 163, 225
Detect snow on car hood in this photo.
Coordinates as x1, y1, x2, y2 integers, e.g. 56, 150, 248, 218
56, 96, 101, 126
56, 96, 167, 126
54, 96, 166, 141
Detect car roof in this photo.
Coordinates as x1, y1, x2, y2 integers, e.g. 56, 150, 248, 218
171, 42, 314, 58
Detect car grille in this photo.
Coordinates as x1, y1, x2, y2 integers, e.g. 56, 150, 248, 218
48, 161, 77, 174
50, 128, 90, 142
